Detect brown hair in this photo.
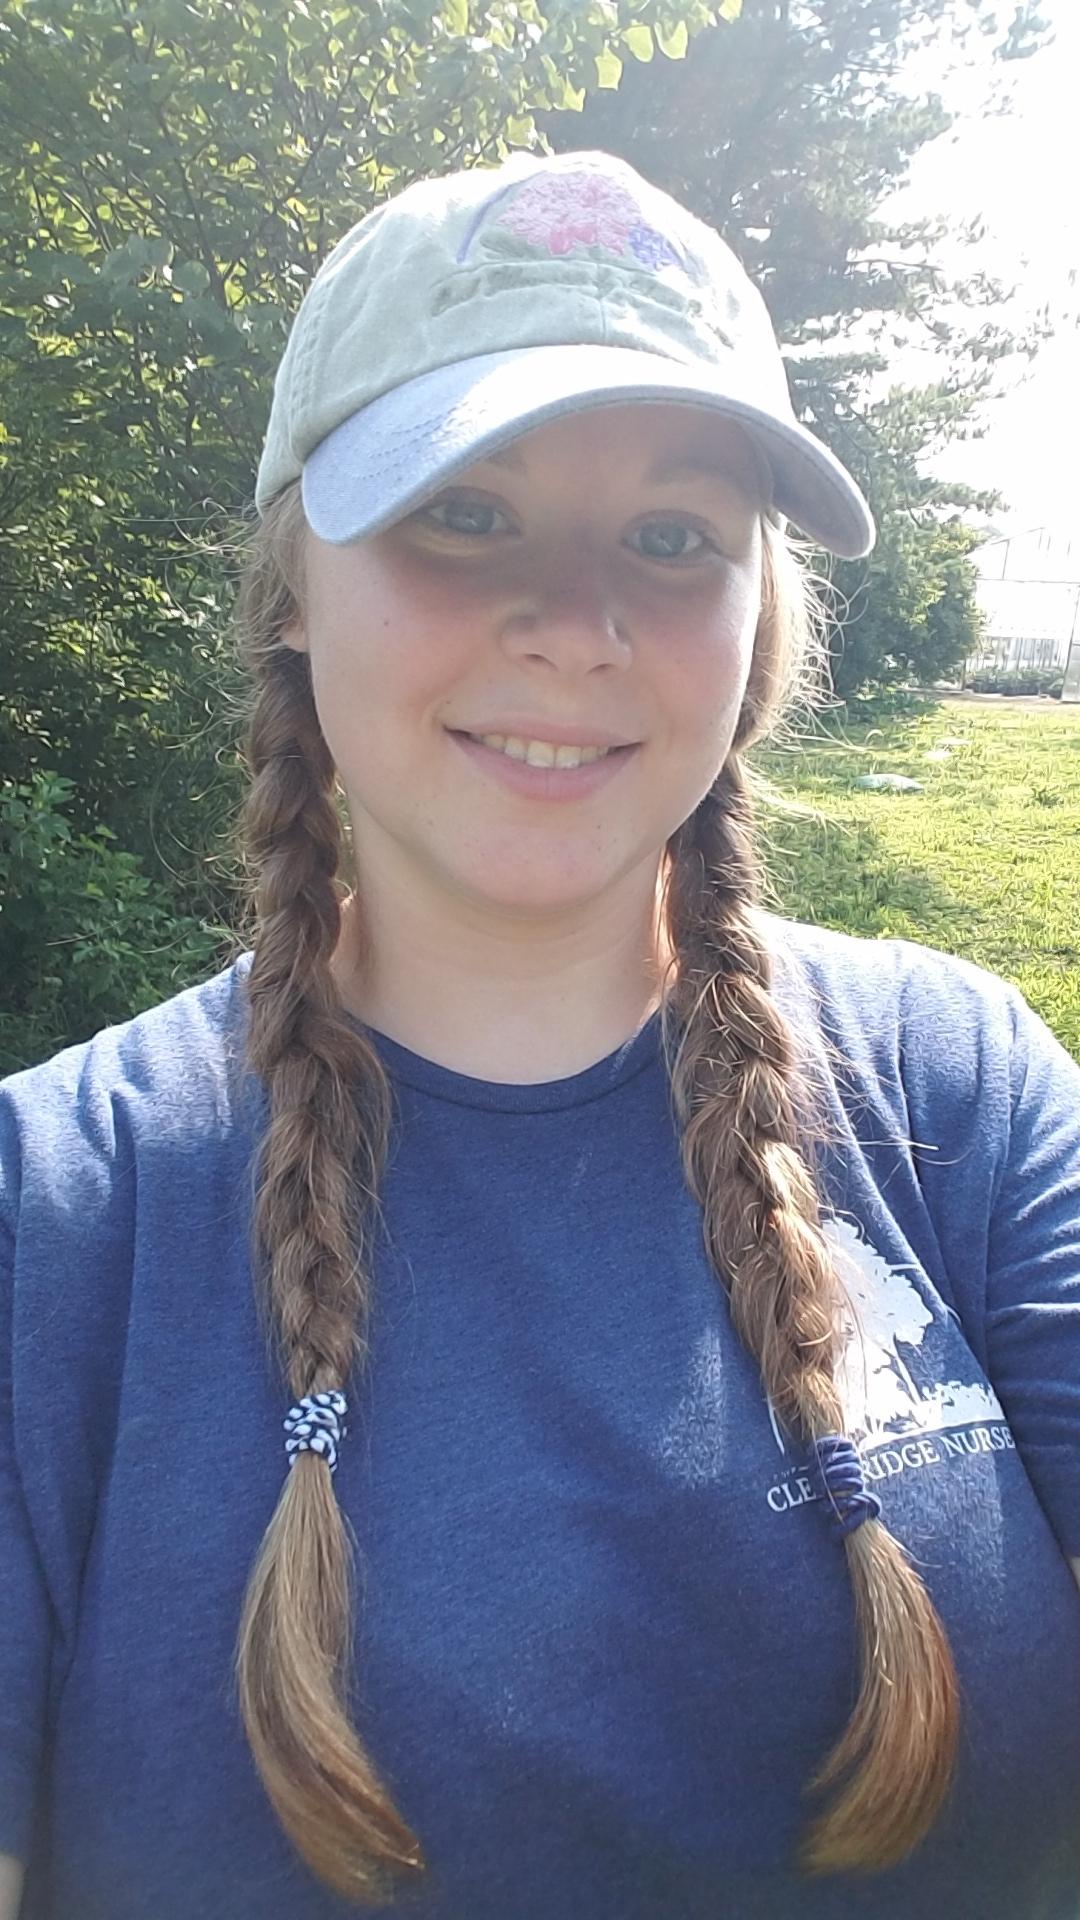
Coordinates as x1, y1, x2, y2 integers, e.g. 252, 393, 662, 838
232, 482, 958, 1901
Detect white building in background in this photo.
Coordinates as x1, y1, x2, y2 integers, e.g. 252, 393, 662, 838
970, 526, 1080, 697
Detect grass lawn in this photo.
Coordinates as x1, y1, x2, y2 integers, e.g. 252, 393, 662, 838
752, 697, 1080, 1061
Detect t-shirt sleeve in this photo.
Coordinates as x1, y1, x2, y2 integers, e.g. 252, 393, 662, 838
0, 962, 249, 1869
982, 990, 1080, 1554
0, 1128, 53, 1861
779, 922, 1080, 1561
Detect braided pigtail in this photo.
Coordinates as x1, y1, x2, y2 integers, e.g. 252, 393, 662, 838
232, 486, 424, 1901
227, 486, 956, 1890
661, 736, 959, 1872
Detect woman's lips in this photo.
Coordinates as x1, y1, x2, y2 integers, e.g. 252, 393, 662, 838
447, 729, 639, 801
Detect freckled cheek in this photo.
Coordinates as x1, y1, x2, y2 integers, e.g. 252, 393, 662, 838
308, 594, 473, 764
653, 601, 756, 744
307, 622, 380, 735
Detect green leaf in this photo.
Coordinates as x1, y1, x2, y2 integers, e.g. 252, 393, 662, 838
621, 23, 653, 62
51, 253, 97, 288
655, 19, 688, 59
143, 235, 174, 270
594, 46, 622, 88
172, 260, 212, 295
443, 0, 468, 32
551, 73, 586, 110
100, 237, 148, 281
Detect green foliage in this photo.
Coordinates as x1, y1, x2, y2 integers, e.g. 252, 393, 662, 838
543, 0, 1050, 696
0, 772, 228, 1073
965, 667, 1064, 697
754, 700, 1080, 1059
4, 0, 1067, 1074
0, 0, 730, 1068
827, 493, 986, 695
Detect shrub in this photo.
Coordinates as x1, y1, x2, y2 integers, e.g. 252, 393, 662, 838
964, 667, 1065, 697
0, 772, 229, 1074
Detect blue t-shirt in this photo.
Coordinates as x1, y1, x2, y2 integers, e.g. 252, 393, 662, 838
3, 919, 1080, 1919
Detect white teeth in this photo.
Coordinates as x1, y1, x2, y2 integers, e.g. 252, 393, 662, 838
475, 732, 615, 770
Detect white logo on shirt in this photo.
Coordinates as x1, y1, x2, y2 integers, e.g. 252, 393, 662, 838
653, 1215, 1015, 1512
764, 1216, 1015, 1515
767, 1215, 1006, 1455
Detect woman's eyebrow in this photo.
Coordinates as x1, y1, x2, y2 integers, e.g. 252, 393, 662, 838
645, 454, 748, 486
483, 445, 526, 472
481, 445, 757, 492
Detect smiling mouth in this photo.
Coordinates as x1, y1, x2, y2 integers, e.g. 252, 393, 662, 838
453, 730, 636, 770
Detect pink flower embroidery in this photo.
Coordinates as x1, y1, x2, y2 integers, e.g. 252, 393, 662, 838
493, 170, 678, 268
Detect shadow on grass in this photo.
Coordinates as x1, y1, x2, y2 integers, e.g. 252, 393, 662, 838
757, 807, 979, 946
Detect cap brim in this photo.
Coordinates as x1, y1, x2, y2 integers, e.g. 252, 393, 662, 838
301, 344, 875, 560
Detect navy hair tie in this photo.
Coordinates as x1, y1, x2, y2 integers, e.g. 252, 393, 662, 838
812, 1434, 881, 1539
283, 1390, 348, 1475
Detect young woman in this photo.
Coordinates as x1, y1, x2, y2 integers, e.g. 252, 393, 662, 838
2, 151, 1079, 1920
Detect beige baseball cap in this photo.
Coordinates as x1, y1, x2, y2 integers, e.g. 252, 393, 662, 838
256, 150, 875, 560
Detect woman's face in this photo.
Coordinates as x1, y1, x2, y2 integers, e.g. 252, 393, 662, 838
284, 403, 765, 923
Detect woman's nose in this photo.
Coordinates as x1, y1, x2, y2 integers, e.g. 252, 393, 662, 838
500, 545, 630, 673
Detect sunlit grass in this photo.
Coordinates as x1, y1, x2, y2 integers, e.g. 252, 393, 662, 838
752, 699, 1080, 1060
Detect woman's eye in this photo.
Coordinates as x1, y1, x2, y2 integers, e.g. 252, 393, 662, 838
417, 499, 719, 560
628, 520, 715, 562
422, 495, 512, 538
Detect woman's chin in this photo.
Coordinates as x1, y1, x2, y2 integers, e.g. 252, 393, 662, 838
449, 859, 632, 920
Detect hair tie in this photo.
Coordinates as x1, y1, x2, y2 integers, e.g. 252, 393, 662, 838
283, 1390, 348, 1475
811, 1434, 881, 1539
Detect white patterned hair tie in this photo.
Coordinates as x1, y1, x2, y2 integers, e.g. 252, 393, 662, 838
283, 1390, 348, 1475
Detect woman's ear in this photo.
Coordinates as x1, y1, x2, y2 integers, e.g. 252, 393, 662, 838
281, 614, 309, 654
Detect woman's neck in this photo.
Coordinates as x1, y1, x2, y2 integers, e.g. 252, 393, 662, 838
330, 867, 671, 1085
